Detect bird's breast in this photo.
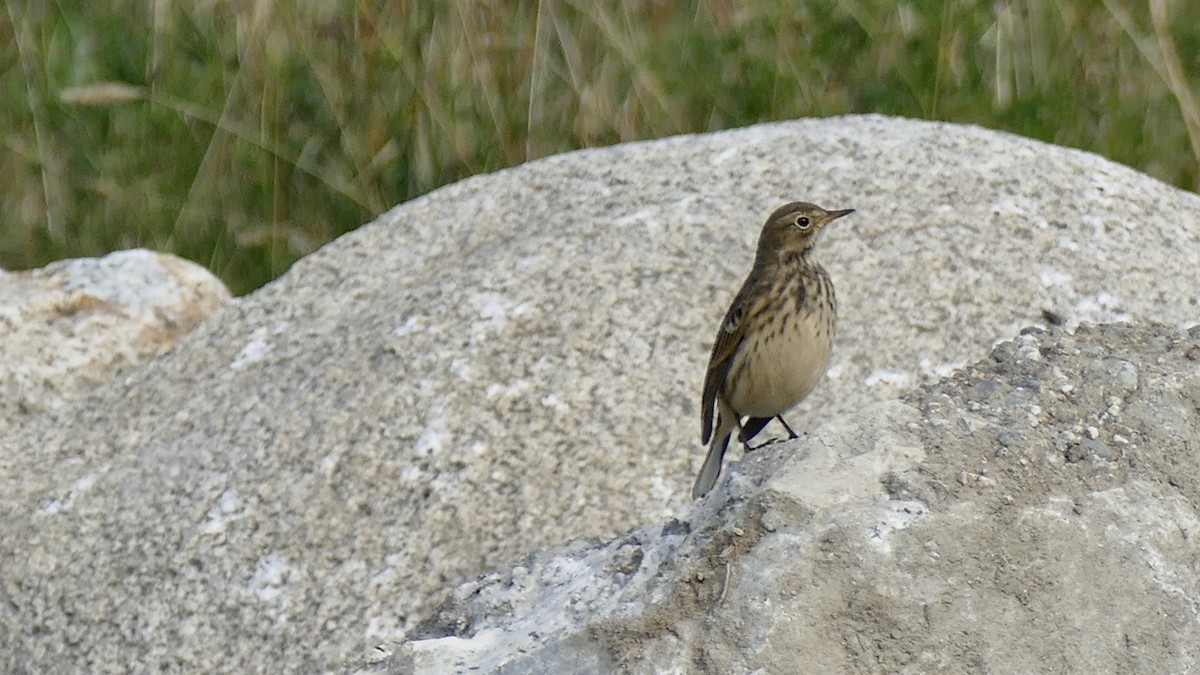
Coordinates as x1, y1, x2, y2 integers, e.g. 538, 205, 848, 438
723, 274, 835, 417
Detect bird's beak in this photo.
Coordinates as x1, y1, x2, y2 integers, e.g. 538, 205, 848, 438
826, 208, 855, 222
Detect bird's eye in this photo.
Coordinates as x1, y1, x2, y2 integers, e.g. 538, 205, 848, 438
794, 216, 811, 229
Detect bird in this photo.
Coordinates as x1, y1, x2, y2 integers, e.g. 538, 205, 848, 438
692, 201, 854, 498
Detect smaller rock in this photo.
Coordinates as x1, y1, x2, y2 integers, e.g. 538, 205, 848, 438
0, 250, 230, 435
956, 471, 995, 488
1106, 358, 1139, 393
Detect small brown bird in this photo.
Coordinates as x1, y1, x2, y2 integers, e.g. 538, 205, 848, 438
693, 202, 853, 498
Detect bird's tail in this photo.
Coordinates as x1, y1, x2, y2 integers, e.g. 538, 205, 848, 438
692, 410, 735, 498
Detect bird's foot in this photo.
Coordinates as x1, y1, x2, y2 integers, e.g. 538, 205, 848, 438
743, 438, 781, 453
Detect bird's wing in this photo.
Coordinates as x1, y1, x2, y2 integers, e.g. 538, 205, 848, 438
701, 292, 749, 444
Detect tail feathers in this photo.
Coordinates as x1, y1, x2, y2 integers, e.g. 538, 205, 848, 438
693, 411, 735, 498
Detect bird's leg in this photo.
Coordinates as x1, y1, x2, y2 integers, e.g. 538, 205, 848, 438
738, 416, 772, 448
738, 417, 774, 453
739, 417, 800, 454
775, 415, 799, 440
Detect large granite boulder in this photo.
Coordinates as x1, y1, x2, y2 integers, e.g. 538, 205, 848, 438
370, 323, 1200, 674
1, 115, 1197, 672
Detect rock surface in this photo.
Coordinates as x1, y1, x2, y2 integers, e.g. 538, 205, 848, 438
0, 249, 230, 436
1, 116, 1198, 672
364, 323, 1200, 674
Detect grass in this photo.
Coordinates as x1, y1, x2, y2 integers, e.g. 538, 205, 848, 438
1, 0, 1197, 294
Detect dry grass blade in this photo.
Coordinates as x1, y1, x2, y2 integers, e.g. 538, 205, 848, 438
1148, 0, 1200, 191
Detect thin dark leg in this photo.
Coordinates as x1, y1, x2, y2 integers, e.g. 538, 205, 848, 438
776, 415, 798, 439
740, 416, 775, 453
740, 416, 801, 454
738, 417, 772, 445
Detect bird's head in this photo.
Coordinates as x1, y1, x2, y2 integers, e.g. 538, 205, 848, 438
754, 201, 854, 263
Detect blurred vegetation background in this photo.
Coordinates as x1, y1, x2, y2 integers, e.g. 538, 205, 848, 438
2, 1, 1198, 294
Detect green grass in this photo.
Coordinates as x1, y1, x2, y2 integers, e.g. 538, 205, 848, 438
2, 0, 1198, 294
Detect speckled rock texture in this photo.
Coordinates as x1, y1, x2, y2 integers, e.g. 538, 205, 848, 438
0, 249, 230, 436
363, 323, 1200, 674
1, 116, 1198, 672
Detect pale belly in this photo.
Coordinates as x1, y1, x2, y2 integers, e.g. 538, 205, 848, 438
723, 313, 832, 418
